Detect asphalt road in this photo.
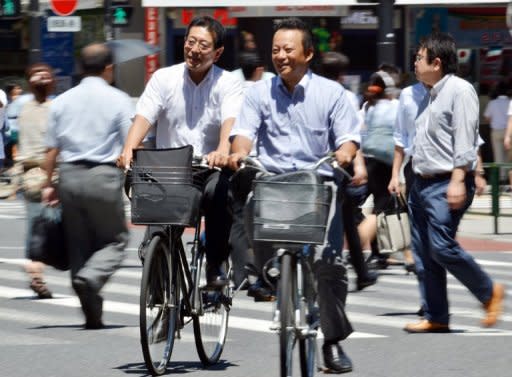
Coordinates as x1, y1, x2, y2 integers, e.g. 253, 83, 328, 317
0, 200, 511, 377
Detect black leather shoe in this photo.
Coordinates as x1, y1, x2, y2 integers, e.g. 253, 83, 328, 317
356, 270, 378, 291
247, 279, 276, 302
72, 277, 103, 328
206, 265, 229, 288
322, 343, 353, 374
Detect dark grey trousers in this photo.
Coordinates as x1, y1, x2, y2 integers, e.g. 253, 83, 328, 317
58, 163, 129, 294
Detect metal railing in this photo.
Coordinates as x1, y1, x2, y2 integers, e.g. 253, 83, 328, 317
468, 162, 512, 234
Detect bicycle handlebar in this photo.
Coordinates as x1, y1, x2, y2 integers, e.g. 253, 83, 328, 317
239, 154, 353, 180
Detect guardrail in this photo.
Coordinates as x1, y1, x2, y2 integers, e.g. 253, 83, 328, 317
468, 162, 512, 234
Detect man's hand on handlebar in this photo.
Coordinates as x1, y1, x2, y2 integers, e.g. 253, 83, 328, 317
334, 149, 353, 168
206, 150, 229, 168
227, 152, 247, 171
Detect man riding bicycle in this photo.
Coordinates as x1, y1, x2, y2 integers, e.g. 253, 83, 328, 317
227, 18, 360, 374
118, 16, 243, 287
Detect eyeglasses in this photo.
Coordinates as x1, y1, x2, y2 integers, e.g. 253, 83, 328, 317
415, 54, 426, 62
184, 38, 213, 52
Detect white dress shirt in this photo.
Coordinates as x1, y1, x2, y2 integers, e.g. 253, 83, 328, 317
136, 63, 243, 156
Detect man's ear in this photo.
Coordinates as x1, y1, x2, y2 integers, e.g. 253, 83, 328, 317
305, 48, 314, 64
213, 46, 225, 63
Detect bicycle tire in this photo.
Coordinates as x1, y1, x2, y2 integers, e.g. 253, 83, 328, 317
139, 234, 179, 376
279, 253, 296, 377
299, 261, 318, 377
193, 251, 230, 365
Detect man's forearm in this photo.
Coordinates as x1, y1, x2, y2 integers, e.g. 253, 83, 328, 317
391, 146, 405, 178
217, 118, 235, 155
44, 148, 59, 186
124, 115, 152, 152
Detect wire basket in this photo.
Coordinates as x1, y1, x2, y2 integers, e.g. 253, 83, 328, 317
250, 179, 332, 245
130, 146, 202, 226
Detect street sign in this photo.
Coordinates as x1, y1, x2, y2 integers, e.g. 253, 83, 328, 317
50, 0, 78, 17
0, 0, 20, 18
47, 16, 81, 32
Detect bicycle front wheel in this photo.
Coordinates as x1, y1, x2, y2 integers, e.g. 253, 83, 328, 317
193, 252, 230, 365
279, 253, 297, 377
139, 234, 179, 376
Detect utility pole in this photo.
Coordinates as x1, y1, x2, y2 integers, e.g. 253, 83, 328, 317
29, 0, 41, 63
376, 0, 395, 66
104, 0, 113, 41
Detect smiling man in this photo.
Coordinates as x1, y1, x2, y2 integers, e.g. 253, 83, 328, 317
119, 16, 243, 286
228, 18, 360, 374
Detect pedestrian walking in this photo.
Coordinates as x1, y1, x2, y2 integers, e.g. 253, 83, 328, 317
317, 51, 377, 291
227, 18, 360, 373
118, 16, 243, 287
484, 81, 510, 184
394, 32, 504, 333
16, 63, 56, 298
43, 43, 133, 329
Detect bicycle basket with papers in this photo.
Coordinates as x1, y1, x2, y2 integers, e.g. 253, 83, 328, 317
130, 146, 202, 226
250, 171, 332, 244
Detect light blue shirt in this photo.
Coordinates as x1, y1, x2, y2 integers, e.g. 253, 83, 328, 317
46, 76, 134, 163
230, 70, 360, 175
393, 83, 428, 159
413, 74, 479, 175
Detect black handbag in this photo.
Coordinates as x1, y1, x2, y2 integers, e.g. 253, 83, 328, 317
28, 206, 69, 271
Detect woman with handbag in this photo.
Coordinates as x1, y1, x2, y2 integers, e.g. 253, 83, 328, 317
16, 63, 55, 299
360, 70, 407, 268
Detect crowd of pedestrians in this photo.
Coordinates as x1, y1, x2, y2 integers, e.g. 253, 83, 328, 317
0, 15, 507, 375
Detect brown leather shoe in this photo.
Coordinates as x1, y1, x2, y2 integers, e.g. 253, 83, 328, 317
404, 319, 450, 333
481, 283, 505, 327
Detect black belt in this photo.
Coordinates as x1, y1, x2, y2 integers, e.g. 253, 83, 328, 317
416, 172, 452, 180
67, 160, 117, 168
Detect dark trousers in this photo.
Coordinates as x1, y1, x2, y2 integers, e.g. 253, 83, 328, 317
58, 163, 129, 318
408, 173, 493, 324
342, 184, 369, 280
202, 169, 233, 266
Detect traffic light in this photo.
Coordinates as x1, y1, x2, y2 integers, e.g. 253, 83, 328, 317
109, 0, 133, 27
0, 0, 21, 19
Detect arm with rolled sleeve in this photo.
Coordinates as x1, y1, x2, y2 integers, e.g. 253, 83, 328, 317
452, 84, 479, 170
331, 89, 360, 167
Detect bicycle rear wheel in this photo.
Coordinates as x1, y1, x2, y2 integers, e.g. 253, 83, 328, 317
139, 235, 179, 376
193, 252, 230, 365
279, 253, 297, 377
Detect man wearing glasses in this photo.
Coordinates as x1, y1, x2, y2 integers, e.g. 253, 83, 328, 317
119, 16, 243, 286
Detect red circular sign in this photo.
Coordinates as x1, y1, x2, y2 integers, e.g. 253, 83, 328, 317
50, 0, 78, 17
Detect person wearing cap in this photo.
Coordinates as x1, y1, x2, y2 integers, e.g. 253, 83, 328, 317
43, 43, 133, 329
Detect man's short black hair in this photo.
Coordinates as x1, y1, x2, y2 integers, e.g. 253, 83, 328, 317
186, 15, 226, 49
319, 52, 350, 81
274, 17, 313, 53
239, 52, 263, 80
418, 32, 458, 75
80, 43, 113, 76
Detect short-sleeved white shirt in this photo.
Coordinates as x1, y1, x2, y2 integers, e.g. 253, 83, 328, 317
136, 63, 243, 156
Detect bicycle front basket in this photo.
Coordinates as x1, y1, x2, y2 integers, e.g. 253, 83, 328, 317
130, 146, 202, 226
251, 179, 332, 244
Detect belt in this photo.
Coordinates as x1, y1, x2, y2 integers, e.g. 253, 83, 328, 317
67, 160, 117, 168
417, 171, 475, 180
416, 172, 452, 180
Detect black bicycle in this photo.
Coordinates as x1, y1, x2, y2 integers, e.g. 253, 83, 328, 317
239, 155, 347, 377
129, 146, 232, 376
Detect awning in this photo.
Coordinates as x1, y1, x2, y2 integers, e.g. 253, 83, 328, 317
142, 0, 508, 7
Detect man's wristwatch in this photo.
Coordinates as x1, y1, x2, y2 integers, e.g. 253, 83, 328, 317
475, 169, 485, 177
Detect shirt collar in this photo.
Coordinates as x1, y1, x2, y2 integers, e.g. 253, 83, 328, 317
430, 73, 452, 98
80, 76, 109, 86
184, 63, 215, 86
277, 69, 312, 96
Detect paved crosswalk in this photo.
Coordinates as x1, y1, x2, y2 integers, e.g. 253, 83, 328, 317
0, 249, 511, 342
